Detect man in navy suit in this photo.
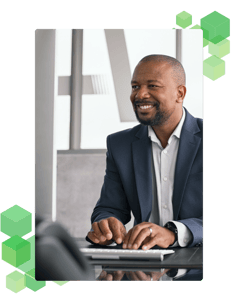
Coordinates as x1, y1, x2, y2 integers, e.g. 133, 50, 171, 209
87, 54, 202, 249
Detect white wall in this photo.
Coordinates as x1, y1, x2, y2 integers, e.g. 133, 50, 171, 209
182, 29, 203, 118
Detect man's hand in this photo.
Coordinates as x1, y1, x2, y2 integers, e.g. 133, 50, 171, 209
122, 222, 175, 250
87, 217, 127, 245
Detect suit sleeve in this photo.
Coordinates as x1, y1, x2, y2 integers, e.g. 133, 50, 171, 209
176, 140, 203, 246
91, 135, 131, 225
178, 217, 202, 247
177, 171, 203, 247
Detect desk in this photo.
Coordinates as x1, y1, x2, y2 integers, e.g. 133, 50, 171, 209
76, 238, 203, 281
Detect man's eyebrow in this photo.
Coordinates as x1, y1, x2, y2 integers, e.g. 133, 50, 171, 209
147, 80, 163, 83
131, 80, 163, 84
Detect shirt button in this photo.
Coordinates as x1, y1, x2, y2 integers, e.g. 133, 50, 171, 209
163, 150, 167, 154
163, 176, 167, 181
163, 205, 167, 209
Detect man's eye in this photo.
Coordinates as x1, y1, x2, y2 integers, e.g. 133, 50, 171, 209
149, 85, 157, 88
132, 85, 139, 89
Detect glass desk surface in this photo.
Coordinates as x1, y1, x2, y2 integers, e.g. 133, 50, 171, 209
75, 238, 203, 281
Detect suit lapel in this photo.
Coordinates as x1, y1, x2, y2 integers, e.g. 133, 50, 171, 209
132, 126, 152, 222
131, 109, 201, 223
172, 109, 201, 220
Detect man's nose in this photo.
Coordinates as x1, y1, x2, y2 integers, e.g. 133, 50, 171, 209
135, 86, 150, 99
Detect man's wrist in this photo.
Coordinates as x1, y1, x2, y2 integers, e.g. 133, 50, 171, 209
164, 222, 178, 246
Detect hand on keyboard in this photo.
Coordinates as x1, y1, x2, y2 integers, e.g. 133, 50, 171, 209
87, 217, 126, 245
122, 222, 175, 250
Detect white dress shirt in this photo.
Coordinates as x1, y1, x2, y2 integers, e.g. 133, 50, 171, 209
148, 108, 193, 247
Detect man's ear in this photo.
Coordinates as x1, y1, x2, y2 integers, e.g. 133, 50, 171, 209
176, 85, 186, 103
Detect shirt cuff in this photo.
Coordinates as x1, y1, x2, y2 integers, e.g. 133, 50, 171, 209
168, 221, 193, 247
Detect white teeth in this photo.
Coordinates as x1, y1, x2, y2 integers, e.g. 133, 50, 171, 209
140, 105, 152, 109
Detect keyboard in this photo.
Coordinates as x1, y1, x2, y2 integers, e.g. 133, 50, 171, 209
80, 248, 174, 261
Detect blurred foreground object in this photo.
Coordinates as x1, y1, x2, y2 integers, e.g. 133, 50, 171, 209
35, 216, 94, 281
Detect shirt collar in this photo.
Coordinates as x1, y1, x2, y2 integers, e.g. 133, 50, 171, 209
148, 107, 185, 145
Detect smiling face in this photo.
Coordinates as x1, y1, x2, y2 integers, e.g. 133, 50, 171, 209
130, 60, 184, 127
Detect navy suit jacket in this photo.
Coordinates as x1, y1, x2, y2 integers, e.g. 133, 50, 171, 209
91, 108, 203, 248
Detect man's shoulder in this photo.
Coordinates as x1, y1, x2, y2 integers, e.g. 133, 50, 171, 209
184, 108, 203, 134
106, 124, 146, 153
197, 118, 203, 128
195, 117, 203, 131
107, 124, 144, 141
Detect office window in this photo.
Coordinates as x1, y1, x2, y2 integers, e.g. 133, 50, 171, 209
54, 29, 202, 150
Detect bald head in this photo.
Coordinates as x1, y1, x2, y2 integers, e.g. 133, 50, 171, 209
139, 54, 186, 86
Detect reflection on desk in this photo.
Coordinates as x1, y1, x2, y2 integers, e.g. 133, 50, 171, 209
95, 268, 203, 281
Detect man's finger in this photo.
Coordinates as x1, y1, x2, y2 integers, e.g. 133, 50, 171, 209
122, 229, 132, 248
87, 231, 100, 244
131, 227, 153, 249
121, 229, 127, 241
120, 225, 127, 242
141, 236, 157, 250
109, 218, 124, 244
127, 224, 150, 248
92, 222, 106, 242
141, 236, 151, 246
99, 219, 113, 240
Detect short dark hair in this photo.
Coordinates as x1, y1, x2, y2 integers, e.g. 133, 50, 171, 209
139, 54, 186, 86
